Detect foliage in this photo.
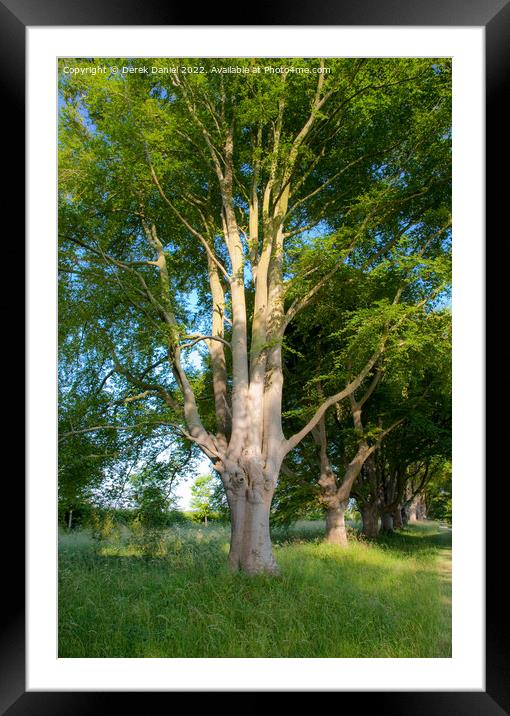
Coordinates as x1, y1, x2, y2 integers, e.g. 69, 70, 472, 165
209, 476, 231, 522
275, 243, 451, 524
190, 474, 219, 524
130, 516, 168, 558
424, 460, 452, 523
90, 509, 120, 542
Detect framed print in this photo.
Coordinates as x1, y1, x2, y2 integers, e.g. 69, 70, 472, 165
3, 0, 506, 711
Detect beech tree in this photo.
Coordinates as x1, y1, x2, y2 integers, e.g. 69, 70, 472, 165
351, 341, 451, 537
275, 301, 451, 543
59, 57, 451, 573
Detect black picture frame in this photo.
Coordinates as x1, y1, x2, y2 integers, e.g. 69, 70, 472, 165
5, 0, 504, 712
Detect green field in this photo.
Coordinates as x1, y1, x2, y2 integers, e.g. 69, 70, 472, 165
58, 520, 451, 658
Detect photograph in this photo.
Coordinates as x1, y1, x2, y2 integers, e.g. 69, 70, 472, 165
57, 56, 452, 659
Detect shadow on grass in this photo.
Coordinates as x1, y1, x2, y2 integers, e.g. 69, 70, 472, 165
58, 523, 452, 658
271, 519, 451, 555
60, 520, 450, 567
365, 525, 451, 557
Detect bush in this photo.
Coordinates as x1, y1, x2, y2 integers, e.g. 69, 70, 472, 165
186, 509, 224, 525
130, 515, 167, 558
165, 510, 191, 526
90, 509, 121, 542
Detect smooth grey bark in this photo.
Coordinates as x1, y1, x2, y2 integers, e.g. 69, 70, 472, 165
224, 461, 279, 574
325, 502, 348, 546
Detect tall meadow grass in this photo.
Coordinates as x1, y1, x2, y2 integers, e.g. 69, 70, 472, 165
58, 520, 451, 658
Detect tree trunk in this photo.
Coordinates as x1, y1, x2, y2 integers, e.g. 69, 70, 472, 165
228, 497, 278, 574
408, 497, 418, 523
416, 496, 427, 520
380, 511, 394, 532
392, 505, 403, 529
225, 463, 279, 575
67, 509, 73, 531
325, 502, 348, 546
361, 502, 380, 537
204, 514, 208, 527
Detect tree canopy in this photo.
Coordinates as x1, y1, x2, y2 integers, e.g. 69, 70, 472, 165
58, 57, 451, 573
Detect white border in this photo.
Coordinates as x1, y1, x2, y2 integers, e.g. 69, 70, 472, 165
27, 26, 484, 691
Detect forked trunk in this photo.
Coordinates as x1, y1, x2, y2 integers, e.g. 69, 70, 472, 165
313, 415, 358, 548
325, 502, 348, 546
361, 502, 380, 537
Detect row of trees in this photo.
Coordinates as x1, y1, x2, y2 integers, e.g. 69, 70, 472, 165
58, 56, 451, 573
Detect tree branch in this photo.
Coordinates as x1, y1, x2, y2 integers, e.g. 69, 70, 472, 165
58, 420, 174, 441
180, 334, 231, 350
283, 343, 384, 456
147, 161, 231, 282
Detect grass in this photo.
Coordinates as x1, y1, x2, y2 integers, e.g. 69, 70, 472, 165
58, 520, 451, 658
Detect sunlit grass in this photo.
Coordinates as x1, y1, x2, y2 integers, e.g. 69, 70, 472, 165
58, 520, 451, 658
